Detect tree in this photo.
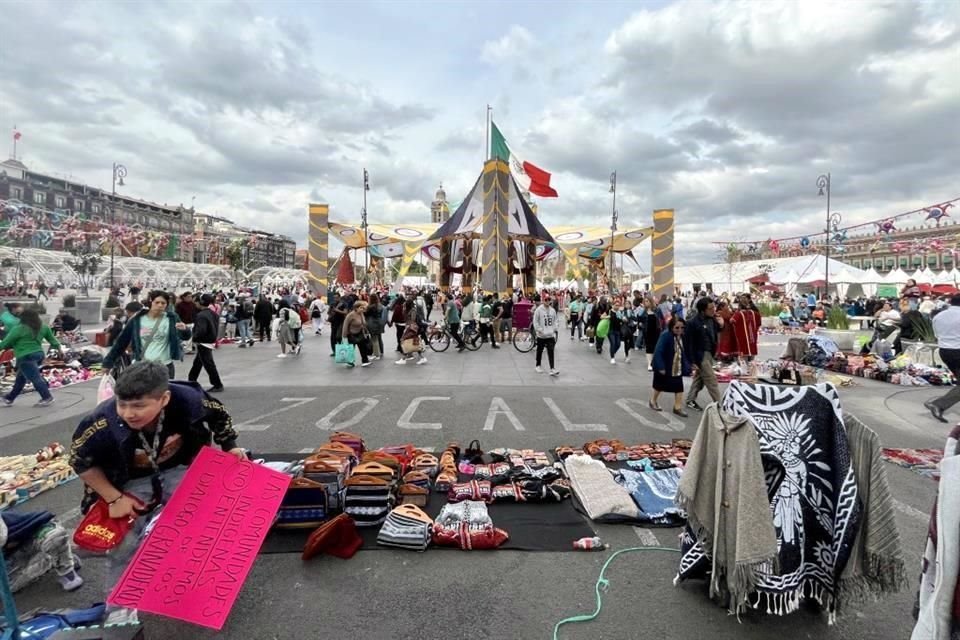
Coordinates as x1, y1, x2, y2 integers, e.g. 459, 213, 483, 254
226, 240, 246, 274
65, 241, 103, 297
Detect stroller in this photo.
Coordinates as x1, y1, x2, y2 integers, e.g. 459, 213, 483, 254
52, 312, 88, 347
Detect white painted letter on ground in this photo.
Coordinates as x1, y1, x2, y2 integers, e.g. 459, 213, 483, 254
316, 397, 379, 431
543, 397, 607, 431
397, 396, 450, 430
483, 397, 526, 432
615, 398, 686, 432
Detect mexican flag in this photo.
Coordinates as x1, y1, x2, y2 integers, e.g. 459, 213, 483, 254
491, 121, 558, 198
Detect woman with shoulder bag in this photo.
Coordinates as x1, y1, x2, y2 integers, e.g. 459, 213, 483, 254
341, 301, 372, 367
395, 299, 428, 366
365, 293, 385, 360
650, 316, 691, 417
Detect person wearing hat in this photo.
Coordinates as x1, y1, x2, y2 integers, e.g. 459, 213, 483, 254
188, 294, 224, 392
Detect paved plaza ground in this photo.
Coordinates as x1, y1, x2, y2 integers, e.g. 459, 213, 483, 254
2, 321, 952, 639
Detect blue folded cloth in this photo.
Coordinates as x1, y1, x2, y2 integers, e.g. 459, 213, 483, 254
2, 510, 54, 548
615, 468, 684, 524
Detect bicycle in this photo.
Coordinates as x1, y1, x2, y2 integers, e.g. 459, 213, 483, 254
426, 322, 451, 353
460, 322, 482, 351
512, 327, 535, 353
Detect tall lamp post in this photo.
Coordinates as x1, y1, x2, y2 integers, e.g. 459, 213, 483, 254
609, 171, 618, 293
110, 163, 127, 290
816, 173, 841, 301
361, 168, 370, 286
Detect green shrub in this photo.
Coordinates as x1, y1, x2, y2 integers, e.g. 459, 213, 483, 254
62, 293, 77, 308
757, 302, 782, 317
912, 315, 937, 343
826, 305, 850, 330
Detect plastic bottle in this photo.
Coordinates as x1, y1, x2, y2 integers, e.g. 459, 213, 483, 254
573, 536, 608, 551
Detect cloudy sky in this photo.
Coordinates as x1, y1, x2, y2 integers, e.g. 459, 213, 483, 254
2, 0, 958, 269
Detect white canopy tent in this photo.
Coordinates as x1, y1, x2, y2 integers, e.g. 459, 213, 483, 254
881, 268, 908, 285
677, 254, 865, 295
859, 267, 880, 297
914, 267, 934, 284
935, 269, 958, 285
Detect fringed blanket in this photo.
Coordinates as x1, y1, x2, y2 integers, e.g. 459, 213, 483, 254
912, 425, 960, 640
615, 468, 684, 525
678, 381, 862, 619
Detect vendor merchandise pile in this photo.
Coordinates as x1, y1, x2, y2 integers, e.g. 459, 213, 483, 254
0, 347, 104, 396
0, 443, 75, 510
271, 436, 578, 558
775, 335, 955, 387
676, 381, 908, 624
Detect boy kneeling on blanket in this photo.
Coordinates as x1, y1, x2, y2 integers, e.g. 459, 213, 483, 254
69, 361, 244, 625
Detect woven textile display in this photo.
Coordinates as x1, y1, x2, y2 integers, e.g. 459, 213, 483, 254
678, 382, 862, 618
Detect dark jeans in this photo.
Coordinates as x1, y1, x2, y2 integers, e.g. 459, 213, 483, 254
595, 336, 605, 353
395, 324, 406, 352
609, 332, 622, 357
188, 346, 223, 388
448, 322, 466, 349
536, 337, 556, 369
932, 348, 960, 412
166, 363, 175, 379
5, 351, 51, 402
480, 322, 497, 346
348, 334, 371, 364
331, 323, 343, 355
256, 320, 271, 341
569, 313, 581, 339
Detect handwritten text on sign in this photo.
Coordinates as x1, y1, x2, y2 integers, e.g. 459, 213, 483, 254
108, 447, 291, 629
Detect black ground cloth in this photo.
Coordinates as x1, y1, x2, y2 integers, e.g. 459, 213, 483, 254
257, 453, 596, 554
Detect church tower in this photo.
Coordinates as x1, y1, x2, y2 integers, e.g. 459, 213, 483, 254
430, 184, 449, 223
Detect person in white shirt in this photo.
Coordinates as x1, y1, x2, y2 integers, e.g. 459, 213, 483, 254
533, 295, 559, 376
924, 295, 960, 423
918, 296, 936, 316
309, 297, 328, 335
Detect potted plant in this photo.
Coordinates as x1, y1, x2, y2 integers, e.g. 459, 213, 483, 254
61, 293, 77, 311
64, 242, 104, 325
812, 305, 871, 351
757, 302, 783, 328
901, 315, 943, 366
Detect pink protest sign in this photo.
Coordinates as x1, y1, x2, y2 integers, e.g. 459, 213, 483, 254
108, 447, 291, 629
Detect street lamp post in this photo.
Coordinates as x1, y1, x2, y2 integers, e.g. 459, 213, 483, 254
816, 173, 841, 302
609, 171, 618, 293
110, 163, 127, 290
362, 168, 370, 286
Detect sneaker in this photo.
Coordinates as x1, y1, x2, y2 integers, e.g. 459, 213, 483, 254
395, 358, 407, 365
238, 343, 247, 348
360, 362, 372, 367
295, 343, 303, 355
370, 355, 380, 361
924, 400, 948, 423
277, 353, 287, 358
549, 369, 560, 376
57, 570, 84, 592
625, 356, 631, 363
34, 397, 55, 408
491, 344, 500, 349
610, 358, 616, 365
647, 365, 653, 372
416, 357, 428, 365
104, 607, 139, 626
686, 400, 703, 411
570, 336, 574, 340
0, 397, 12, 407
535, 366, 543, 373
207, 386, 224, 393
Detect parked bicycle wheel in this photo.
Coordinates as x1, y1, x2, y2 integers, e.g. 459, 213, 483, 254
428, 327, 450, 352
512, 329, 535, 353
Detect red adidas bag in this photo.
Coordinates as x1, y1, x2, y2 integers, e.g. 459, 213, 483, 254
298, 306, 309, 323
73, 496, 140, 554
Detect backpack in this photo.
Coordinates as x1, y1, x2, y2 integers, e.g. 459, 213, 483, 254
243, 300, 254, 315
298, 306, 309, 324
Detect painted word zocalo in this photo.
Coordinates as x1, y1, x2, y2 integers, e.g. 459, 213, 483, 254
313, 396, 687, 433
